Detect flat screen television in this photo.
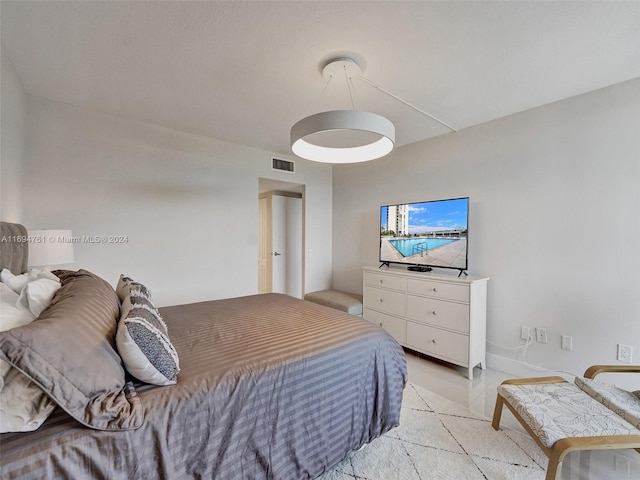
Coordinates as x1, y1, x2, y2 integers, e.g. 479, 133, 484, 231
379, 197, 469, 274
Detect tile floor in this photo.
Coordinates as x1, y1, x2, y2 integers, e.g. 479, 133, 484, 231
405, 350, 640, 480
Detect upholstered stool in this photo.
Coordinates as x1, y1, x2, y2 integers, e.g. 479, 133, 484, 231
304, 290, 363, 317
492, 371, 640, 480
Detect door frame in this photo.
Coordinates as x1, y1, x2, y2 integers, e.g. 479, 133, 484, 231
258, 178, 305, 297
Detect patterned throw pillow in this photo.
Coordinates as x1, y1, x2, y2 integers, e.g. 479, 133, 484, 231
116, 291, 180, 386
115, 274, 151, 303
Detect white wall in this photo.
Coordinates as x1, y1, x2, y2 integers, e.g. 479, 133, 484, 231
1, 49, 26, 222
332, 78, 640, 380
22, 97, 333, 306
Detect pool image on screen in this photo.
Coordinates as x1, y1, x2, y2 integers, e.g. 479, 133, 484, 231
379, 197, 468, 271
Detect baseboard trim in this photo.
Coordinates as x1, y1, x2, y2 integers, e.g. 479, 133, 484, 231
485, 352, 573, 380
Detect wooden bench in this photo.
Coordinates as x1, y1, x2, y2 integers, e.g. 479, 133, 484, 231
492, 365, 640, 480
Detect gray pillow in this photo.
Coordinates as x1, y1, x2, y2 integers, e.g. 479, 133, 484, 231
0, 269, 143, 430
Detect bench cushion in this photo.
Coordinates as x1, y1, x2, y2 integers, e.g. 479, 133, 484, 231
304, 290, 363, 316
575, 376, 640, 429
498, 381, 640, 448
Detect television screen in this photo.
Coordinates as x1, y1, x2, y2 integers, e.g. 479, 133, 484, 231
379, 197, 469, 272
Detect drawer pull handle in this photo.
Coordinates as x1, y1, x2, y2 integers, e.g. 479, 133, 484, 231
379, 279, 384, 284
379, 298, 384, 303
431, 311, 437, 315
432, 288, 437, 292
431, 339, 437, 344
379, 322, 383, 327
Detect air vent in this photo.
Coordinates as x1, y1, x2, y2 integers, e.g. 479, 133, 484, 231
272, 157, 295, 173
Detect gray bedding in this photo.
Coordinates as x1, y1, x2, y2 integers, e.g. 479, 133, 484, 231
1, 293, 407, 479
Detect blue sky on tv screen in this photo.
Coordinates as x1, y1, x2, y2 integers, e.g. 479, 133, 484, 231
381, 198, 468, 234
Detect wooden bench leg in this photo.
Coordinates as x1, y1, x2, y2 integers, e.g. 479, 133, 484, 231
545, 459, 560, 480
546, 438, 575, 480
492, 393, 504, 430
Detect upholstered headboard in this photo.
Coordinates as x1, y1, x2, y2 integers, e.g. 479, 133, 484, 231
0, 221, 29, 274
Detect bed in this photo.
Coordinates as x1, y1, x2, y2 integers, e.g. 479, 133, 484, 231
0, 221, 407, 479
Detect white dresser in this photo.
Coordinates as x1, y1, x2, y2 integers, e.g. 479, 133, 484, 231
362, 266, 489, 380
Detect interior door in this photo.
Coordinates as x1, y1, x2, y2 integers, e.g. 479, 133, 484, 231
258, 196, 270, 293
271, 195, 302, 298
271, 195, 286, 294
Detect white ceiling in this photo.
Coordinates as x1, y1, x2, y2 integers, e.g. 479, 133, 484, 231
3, 1, 640, 158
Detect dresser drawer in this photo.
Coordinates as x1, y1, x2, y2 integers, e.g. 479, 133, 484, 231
364, 308, 406, 344
364, 285, 406, 317
406, 295, 470, 333
407, 278, 469, 303
364, 271, 407, 291
406, 322, 469, 365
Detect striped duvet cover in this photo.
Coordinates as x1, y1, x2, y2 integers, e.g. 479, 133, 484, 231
1, 293, 407, 479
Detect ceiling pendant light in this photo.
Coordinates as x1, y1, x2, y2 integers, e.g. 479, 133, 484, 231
291, 110, 395, 163
290, 58, 395, 164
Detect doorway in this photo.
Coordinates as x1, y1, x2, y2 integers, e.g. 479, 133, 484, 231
258, 178, 305, 298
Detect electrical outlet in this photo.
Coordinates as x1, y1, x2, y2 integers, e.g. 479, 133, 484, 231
617, 344, 633, 364
521, 326, 530, 340
561, 335, 573, 351
536, 327, 548, 344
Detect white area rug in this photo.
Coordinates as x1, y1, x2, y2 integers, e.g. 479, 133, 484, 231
318, 382, 547, 480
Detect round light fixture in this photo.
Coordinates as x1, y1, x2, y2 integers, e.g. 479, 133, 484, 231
290, 110, 395, 163
290, 58, 395, 163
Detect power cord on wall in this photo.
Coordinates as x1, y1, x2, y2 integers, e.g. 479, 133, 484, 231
487, 335, 580, 378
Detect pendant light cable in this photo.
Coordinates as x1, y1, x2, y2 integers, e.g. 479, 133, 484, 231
320, 73, 333, 97
343, 64, 356, 110
360, 75, 458, 132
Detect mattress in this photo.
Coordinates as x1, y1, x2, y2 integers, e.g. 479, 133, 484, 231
0, 293, 407, 479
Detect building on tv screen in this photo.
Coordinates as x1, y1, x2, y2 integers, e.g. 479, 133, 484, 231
380, 198, 468, 270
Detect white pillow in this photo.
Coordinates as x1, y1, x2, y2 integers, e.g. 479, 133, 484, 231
0, 283, 56, 432
1, 268, 37, 293
16, 277, 61, 317
1, 268, 59, 294
0, 283, 33, 328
